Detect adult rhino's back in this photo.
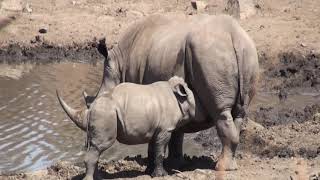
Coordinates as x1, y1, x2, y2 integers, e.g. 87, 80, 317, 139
117, 15, 192, 84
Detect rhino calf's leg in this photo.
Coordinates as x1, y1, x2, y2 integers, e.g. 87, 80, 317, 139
150, 131, 171, 177
84, 147, 100, 180
215, 109, 239, 171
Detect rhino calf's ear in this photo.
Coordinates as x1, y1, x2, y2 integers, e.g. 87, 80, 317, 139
174, 84, 188, 97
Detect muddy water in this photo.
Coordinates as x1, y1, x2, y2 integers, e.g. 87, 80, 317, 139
0, 63, 205, 173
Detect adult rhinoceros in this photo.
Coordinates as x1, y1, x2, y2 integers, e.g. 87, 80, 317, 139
60, 14, 259, 174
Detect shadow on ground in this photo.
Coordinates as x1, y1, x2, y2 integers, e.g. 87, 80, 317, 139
69, 155, 216, 179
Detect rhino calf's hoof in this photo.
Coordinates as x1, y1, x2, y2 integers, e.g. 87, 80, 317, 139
151, 168, 168, 177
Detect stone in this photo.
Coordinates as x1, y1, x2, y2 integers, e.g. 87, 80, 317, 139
23, 3, 32, 13
39, 28, 47, 34
190, 0, 208, 12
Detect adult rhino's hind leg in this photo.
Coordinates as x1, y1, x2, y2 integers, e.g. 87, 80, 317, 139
145, 141, 155, 174
215, 109, 239, 171
168, 131, 186, 169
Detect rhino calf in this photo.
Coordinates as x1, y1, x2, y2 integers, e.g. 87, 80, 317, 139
57, 76, 195, 180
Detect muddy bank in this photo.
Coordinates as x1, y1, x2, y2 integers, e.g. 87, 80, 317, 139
262, 51, 320, 92
1, 42, 320, 87
0, 40, 107, 64
2, 156, 320, 180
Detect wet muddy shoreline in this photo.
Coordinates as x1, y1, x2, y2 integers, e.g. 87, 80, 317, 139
0, 40, 105, 64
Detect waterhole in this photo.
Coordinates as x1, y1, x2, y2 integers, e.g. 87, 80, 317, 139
0, 62, 205, 173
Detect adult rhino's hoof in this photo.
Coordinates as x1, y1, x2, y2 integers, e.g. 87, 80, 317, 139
167, 156, 189, 170
150, 168, 168, 177
215, 157, 238, 171
145, 165, 154, 175
83, 176, 94, 180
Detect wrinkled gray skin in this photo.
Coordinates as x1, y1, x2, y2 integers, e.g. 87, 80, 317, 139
83, 14, 258, 173
57, 76, 196, 180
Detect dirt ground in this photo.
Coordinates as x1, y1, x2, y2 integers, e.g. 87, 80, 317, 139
1, 0, 320, 179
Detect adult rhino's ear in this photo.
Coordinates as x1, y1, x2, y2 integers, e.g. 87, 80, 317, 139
97, 38, 108, 58
83, 90, 95, 109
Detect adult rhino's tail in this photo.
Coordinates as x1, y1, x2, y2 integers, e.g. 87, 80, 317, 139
56, 90, 88, 131
231, 18, 259, 110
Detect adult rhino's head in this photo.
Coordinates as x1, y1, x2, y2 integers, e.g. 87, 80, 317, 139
168, 76, 196, 120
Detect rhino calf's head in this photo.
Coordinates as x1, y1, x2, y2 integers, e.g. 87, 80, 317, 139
56, 90, 88, 131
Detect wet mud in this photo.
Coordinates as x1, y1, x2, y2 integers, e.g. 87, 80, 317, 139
0, 40, 105, 64
263, 51, 320, 92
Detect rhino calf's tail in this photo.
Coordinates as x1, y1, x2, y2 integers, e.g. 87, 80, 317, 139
56, 90, 88, 131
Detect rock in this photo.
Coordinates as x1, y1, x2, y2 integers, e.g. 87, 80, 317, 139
313, 113, 320, 121
278, 88, 288, 101
300, 43, 307, 47
23, 3, 32, 13
30, 35, 42, 43
39, 28, 47, 34
226, 0, 240, 19
206, 0, 259, 19
191, 0, 197, 9
35, 35, 41, 42
190, 0, 208, 11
